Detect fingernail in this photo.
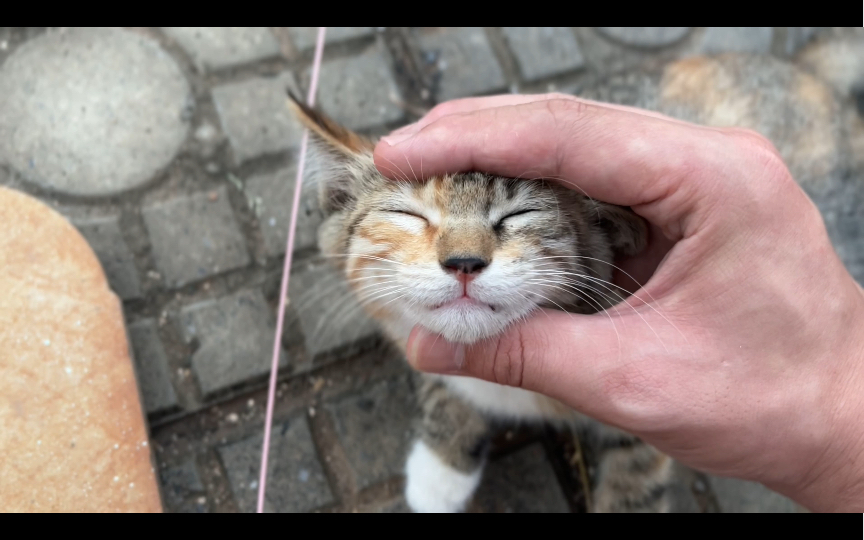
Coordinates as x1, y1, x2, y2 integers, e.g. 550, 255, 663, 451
407, 326, 465, 373
381, 123, 420, 147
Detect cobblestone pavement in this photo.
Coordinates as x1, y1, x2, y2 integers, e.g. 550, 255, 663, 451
0, 27, 830, 513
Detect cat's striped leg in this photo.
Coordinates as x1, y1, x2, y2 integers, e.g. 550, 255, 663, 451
593, 439, 674, 513
405, 376, 490, 513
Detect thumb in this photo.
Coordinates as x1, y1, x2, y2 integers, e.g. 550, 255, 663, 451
404, 308, 672, 422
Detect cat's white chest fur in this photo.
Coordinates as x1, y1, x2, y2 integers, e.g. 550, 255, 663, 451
437, 375, 550, 419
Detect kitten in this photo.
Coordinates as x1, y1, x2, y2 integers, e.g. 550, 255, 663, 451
287, 28, 864, 513
288, 98, 673, 512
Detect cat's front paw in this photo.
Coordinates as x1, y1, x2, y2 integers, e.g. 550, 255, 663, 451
404, 440, 483, 513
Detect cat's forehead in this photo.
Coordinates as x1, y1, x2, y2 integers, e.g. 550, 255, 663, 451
372, 172, 545, 212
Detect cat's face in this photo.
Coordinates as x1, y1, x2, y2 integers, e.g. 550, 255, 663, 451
292, 98, 647, 344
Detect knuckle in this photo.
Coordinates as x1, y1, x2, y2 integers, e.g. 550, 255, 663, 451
487, 330, 527, 388
736, 129, 798, 193
544, 96, 590, 119
542, 92, 577, 102
426, 99, 467, 120
729, 128, 788, 172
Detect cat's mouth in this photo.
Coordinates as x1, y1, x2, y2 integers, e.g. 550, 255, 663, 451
431, 296, 497, 312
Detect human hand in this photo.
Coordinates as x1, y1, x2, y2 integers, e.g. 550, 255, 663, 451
373, 94, 864, 512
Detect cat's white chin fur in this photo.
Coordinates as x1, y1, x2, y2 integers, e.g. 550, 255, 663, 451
404, 439, 482, 513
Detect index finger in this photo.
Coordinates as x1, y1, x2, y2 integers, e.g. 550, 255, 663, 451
373, 98, 741, 232
407, 93, 692, 134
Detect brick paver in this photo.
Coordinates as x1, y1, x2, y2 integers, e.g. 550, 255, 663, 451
143, 187, 250, 288
219, 416, 334, 513
163, 27, 280, 71
0, 27, 189, 196
180, 288, 286, 397
75, 216, 142, 300
501, 27, 585, 82
128, 318, 179, 414
212, 72, 302, 164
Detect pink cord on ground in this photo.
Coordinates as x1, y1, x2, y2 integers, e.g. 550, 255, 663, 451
257, 26, 327, 514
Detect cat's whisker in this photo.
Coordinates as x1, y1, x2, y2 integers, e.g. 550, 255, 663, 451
376, 154, 414, 183
527, 267, 686, 343
303, 279, 400, 336
306, 288, 374, 346
529, 261, 600, 276
527, 278, 607, 312
355, 283, 406, 302
528, 275, 669, 353
289, 273, 360, 314
529, 280, 621, 357
352, 280, 402, 296
379, 292, 411, 308
531, 255, 648, 288
529, 273, 620, 308
315, 253, 410, 267
356, 284, 409, 303
525, 284, 612, 352
536, 270, 643, 307
343, 268, 405, 278
295, 278, 400, 317
345, 274, 399, 282
398, 147, 420, 182
533, 253, 675, 308
514, 290, 556, 325
328, 290, 398, 346
522, 287, 579, 323
307, 285, 408, 347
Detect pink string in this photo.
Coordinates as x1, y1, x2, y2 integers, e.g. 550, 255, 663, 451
257, 26, 327, 514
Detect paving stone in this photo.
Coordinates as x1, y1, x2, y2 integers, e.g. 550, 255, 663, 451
316, 44, 403, 131
288, 259, 380, 358
163, 27, 280, 71
180, 288, 286, 397
290, 27, 374, 50
244, 165, 324, 257
501, 26, 585, 81
128, 319, 179, 414
219, 416, 334, 513
416, 27, 506, 101
212, 72, 302, 164
700, 27, 773, 54
502, 27, 584, 82
472, 443, 570, 513
159, 457, 204, 509
596, 27, 691, 48
74, 216, 141, 300
325, 375, 417, 489
142, 187, 250, 288
0, 27, 190, 196
710, 476, 800, 513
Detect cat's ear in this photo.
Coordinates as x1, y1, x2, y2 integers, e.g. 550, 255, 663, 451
287, 91, 376, 213
594, 202, 649, 256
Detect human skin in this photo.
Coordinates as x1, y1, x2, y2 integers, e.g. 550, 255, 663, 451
372, 94, 864, 513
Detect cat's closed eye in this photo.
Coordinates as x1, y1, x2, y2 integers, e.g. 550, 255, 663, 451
493, 209, 539, 231
383, 209, 430, 233
386, 209, 429, 222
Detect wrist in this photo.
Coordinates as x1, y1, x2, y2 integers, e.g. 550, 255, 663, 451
770, 285, 864, 512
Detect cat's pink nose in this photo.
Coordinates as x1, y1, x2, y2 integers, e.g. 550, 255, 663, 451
441, 257, 488, 275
